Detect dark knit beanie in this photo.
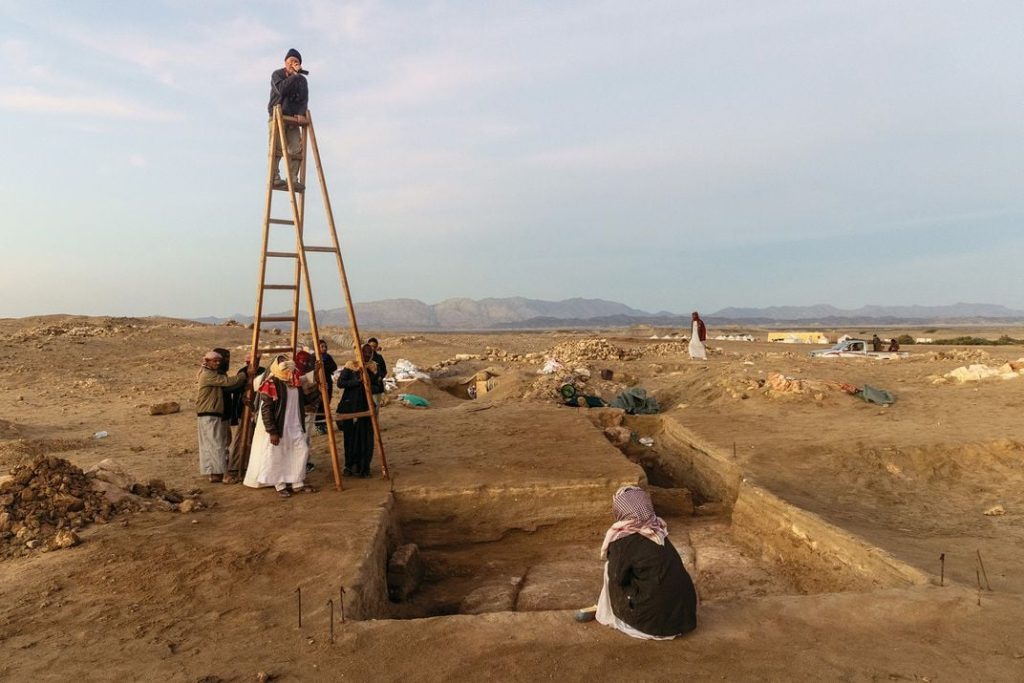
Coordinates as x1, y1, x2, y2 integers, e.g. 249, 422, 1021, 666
285, 48, 302, 63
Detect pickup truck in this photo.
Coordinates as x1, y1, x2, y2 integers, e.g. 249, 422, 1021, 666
809, 339, 909, 360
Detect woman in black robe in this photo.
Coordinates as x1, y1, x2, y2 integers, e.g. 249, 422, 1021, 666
336, 343, 378, 477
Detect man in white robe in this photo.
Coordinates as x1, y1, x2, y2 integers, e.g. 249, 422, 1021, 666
244, 356, 320, 498
688, 311, 707, 360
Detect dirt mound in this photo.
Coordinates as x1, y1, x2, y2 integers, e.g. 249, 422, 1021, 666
392, 379, 465, 408
0, 437, 93, 470
547, 339, 642, 363
0, 456, 199, 560
764, 372, 851, 400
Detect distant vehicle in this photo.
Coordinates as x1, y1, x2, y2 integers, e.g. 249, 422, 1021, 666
809, 339, 909, 360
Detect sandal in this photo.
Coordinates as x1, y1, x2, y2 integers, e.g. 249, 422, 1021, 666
221, 474, 238, 485
277, 488, 292, 498
295, 485, 319, 494
209, 474, 224, 483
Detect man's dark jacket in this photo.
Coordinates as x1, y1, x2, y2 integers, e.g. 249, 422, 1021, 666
606, 535, 698, 637
268, 69, 308, 116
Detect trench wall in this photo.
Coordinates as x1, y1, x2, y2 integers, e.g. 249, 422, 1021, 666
654, 417, 929, 592
344, 494, 396, 620
393, 478, 641, 548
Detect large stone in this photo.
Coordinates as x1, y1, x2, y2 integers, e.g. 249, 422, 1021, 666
149, 401, 181, 416
515, 560, 603, 612
648, 485, 694, 517
460, 577, 521, 614
49, 530, 80, 550
90, 479, 133, 505
387, 544, 424, 601
85, 459, 137, 490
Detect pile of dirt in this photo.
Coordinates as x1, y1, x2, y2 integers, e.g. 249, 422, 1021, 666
547, 339, 642, 364
764, 372, 850, 401
519, 372, 625, 403
0, 456, 200, 559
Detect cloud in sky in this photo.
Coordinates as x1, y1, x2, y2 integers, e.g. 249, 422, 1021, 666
0, 86, 182, 121
1, 0, 1023, 319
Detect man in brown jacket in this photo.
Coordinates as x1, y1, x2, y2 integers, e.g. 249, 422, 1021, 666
196, 350, 251, 482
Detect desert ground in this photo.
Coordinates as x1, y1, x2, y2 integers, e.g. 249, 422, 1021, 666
2, 315, 1024, 681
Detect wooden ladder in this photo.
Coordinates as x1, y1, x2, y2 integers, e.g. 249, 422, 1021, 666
236, 105, 388, 490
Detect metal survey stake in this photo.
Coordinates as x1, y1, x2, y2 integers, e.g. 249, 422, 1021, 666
327, 599, 335, 643
939, 553, 945, 586
296, 587, 302, 628
976, 570, 982, 606
977, 550, 992, 591
339, 585, 347, 623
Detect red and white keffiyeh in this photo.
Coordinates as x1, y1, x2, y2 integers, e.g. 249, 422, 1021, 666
599, 486, 668, 559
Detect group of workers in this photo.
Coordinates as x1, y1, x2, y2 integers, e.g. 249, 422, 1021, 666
195, 338, 387, 498
197, 45, 700, 640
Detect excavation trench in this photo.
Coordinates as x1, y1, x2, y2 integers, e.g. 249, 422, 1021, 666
351, 413, 927, 621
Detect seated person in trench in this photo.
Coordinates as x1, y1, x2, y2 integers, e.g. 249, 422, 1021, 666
593, 486, 698, 640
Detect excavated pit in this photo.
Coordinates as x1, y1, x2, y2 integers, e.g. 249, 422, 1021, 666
359, 412, 927, 622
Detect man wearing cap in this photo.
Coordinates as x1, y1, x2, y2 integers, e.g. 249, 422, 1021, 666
267, 48, 309, 192
196, 350, 252, 483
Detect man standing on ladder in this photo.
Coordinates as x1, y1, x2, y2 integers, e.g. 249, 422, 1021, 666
268, 48, 308, 192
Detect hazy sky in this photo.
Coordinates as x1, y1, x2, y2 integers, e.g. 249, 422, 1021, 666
2, 1, 1022, 318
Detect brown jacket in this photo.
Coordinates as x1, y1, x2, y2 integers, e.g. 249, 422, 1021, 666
196, 367, 247, 416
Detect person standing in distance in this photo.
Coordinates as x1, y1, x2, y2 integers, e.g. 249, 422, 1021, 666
268, 48, 309, 192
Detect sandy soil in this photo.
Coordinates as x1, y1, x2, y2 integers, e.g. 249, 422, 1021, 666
1, 315, 1023, 681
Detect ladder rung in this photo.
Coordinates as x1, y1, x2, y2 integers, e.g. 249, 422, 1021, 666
262, 284, 297, 290
266, 251, 298, 258
304, 246, 337, 253
261, 316, 296, 323
333, 410, 375, 421
258, 346, 294, 355
268, 218, 295, 225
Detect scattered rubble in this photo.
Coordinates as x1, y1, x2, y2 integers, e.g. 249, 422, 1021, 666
546, 339, 643, 364
427, 347, 543, 372
0, 456, 203, 559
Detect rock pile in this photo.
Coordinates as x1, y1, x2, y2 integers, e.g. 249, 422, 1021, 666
547, 339, 643, 364
0, 456, 201, 559
642, 341, 690, 356
925, 349, 992, 363
940, 359, 1024, 384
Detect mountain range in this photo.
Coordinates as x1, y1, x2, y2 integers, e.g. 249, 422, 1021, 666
195, 299, 1024, 330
